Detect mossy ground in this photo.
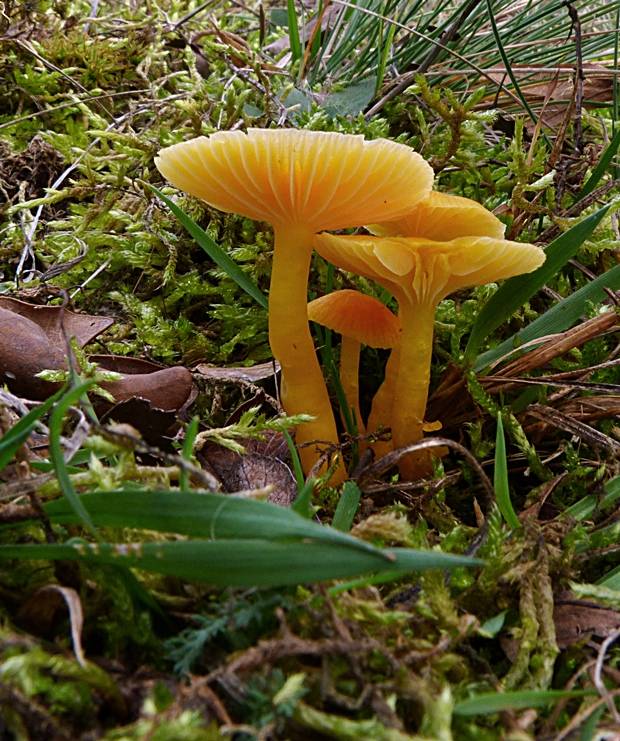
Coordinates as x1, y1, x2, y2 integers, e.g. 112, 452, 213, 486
0, 1, 619, 739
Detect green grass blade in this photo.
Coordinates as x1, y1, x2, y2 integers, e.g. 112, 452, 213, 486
0, 388, 64, 472
291, 477, 316, 518
150, 185, 268, 310
598, 564, 620, 590
49, 382, 98, 535
454, 689, 592, 716
579, 126, 620, 199
287, 0, 302, 63
485, 0, 549, 145
179, 416, 199, 492
0, 539, 481, 588
282, 429, 305, 490
375, 19, 397, 96
580, 705, 607, 741
475, 262, 620, 371
465, 203, 610, 364
494, 414, 519, 530
43, 489, 385, 556
332, 480, 361, 532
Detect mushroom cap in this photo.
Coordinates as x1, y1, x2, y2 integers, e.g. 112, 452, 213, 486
368, 191, 506, 241
307, 290, 400, 348
155, 129, 434, 231
313, 234, 545, 306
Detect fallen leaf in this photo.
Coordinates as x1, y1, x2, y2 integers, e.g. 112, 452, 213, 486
0, 307, 65, 399
17, 585, 85, 666
200, 434, 296, 506
0, 296, 113, 348
91, 355, 194, 412
195, 360, 280, 384
554, 595, 620, 648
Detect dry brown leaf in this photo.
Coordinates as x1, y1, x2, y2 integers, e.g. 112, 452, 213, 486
17, 585, 85, 666
200, 434, 296, 506
0, 296, 113, 348
554, 596, 620, 648
195, 360, 280, 384
91, 355, 194, 412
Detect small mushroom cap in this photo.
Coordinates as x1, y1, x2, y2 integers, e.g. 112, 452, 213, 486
368, 191, 506, 240
155, 129, 434, 231
314, 234, 545, 305
308, 290, 400, 348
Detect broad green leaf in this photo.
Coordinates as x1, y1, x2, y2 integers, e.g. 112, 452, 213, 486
494, 415, 519, 530
454, 689, 591, 716
0, 539, 481, 588
0, 388, 63, 472
466, 203, 610, 364
150, 185, 268, 310
323, 78, 375, 117
475, 262, 620, 371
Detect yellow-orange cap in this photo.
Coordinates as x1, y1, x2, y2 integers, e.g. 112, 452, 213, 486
155, 129, 434, 231
314, 234, 545, 306
307, 290, 400, 348
368, 191, 505, 241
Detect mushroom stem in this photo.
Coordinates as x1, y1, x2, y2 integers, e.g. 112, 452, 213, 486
270, 224, 343, 480
339, 335, 364, 436
367, 346, 399, 458
390, 299, 436, 479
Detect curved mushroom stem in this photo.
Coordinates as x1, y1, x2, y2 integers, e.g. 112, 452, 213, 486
270, 224, 344, 482
390, 299, 436, 480
339, 335, 364, 437
367, 346, 399, 458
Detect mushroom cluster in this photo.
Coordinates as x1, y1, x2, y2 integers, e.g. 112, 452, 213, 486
156, 129, 545, 482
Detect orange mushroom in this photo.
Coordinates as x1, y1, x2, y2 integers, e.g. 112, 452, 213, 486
314, 228, 545, 479
366, 190, 508, 457
307, 290, 400, 436
155, 129, 433, 477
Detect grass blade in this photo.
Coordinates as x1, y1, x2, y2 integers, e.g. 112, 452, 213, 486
332, 480, 361, 532
465, 203, 610, 364
287, 0, 302, 63
579, 126, 620, 199
150, 185, 268, 310
43, 489, 386, 555
49, 382, 98, 535
454, 689, 592, 716
0, 388, 63, 472
475, 262, 620, 371
0, 539, 481, 588
598, 564, 620, 590
485, 0, 547, 143
494, 414, 519, 530
179, 416, 199, 492
291, 477, 316, 518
